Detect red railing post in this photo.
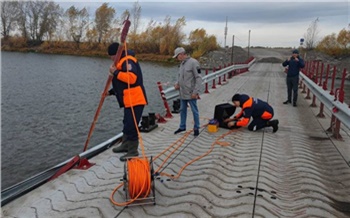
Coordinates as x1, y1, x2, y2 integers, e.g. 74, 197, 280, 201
314, 61, 319, 84
301, 61, 307, 93
327, 115, 336, 132
157, 81, 173, 118
223, 64, 227, 82
338, 68, 347, 103
323, 64, 330, 90
212, 67, 216, 89
305, 88, 311, 99
204, 69, 209, 93
310, 94, 317, 107
228, 63, 232, 78
327, 68, 346, 140
333, 119, 342, 139
319, 62, 324, 86
302, 82, 307, 93
299, 61, 304, 89
218, 66, 222, 85
329, 66, 336, 95
317, 102, 325, 118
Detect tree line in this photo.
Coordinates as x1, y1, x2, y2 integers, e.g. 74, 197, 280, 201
316, 28, 350, 57
2, 1, 348, 59
0, 1, 219, 59
303, 18, 350, 57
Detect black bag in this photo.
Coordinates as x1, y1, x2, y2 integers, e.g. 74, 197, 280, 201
214, 103, 236, 129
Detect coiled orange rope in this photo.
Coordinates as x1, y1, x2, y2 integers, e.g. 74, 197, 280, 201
127, 157, 151, 199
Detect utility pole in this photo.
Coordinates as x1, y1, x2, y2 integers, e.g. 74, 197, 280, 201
248, 30, 251, 59
224, 16, 228, 48
231, 35, 235, 64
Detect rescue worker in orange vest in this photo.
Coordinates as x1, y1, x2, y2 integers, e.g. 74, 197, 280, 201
107, 43, 148, 161
224, 94, 279, 132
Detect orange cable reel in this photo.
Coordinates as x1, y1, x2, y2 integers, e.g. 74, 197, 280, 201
110, 43, 155, 207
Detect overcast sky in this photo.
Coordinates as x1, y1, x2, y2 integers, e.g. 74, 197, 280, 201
58, 0, 349, 48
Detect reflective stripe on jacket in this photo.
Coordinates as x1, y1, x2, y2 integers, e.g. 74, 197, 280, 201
111, 52, 147, 108
235, 94, 274, 127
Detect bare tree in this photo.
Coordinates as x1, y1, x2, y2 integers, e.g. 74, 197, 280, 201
130, 1, 141, 51
27, 1, 45, 42
131, 1, 141, 33
94, 3, 115, 43
39, 2, 61, 41
16, 1, 29, 39
304, 17, 319, 50
16, 1, 61, 44
1, 1, 20, 38
64, 6, 89, 47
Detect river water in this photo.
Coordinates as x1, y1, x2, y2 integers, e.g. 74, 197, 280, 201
1, 52, 178, 189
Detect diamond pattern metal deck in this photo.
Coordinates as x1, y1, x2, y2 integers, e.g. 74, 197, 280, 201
2, 63, 350, 218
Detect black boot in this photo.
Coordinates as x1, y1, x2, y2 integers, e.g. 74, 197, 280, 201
112, 135, 129, 153
120, 140, 139, 161
267, 120, 279, 133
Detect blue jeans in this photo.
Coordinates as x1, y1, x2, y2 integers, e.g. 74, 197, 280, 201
179, 99, 200, 130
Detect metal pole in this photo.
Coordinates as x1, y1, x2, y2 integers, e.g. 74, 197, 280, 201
248, 30, 251, 59
231, 35, 234, 64
224, 16, 228, 48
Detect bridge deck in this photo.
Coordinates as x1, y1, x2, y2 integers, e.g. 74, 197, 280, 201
2, 63, 350, 218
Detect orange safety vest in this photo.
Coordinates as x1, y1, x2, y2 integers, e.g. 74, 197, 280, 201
235, 97, 273, 127
113, 55, 147, 108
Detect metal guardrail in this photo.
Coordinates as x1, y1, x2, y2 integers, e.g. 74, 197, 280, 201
1, 133, 122, 206
162, 59, 256, 101
300, 72, 350, 130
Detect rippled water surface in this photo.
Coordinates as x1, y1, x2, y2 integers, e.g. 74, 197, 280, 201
1, 52, 178, 189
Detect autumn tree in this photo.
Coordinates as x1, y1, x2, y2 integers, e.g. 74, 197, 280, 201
189, 28, 219, 58
1, 1, 20, 38
337, 28, 350, 50
159, 16, 186, 55
103, 18, 120, 43
64, 6, 89, 47
304, 18, 319, 50
317, 28, 350, 57
317, 33, 339, 56
86, 28, 98, 44
137, 19, 161, 53
94, 3, 115, 43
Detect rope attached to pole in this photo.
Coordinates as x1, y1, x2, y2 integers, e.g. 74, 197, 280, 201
83, 16, 131, 152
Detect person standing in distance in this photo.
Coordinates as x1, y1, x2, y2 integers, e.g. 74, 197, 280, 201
282, 49, 305, 107
173, 47, 202, 136
107, 42, 148, 161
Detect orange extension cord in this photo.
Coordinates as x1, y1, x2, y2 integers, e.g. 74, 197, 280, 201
110, 43, 238, 206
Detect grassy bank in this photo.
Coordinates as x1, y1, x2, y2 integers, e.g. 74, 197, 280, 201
1, 38, 175, 63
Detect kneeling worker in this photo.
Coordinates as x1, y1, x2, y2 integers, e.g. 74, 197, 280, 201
224, 94, 279, 132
